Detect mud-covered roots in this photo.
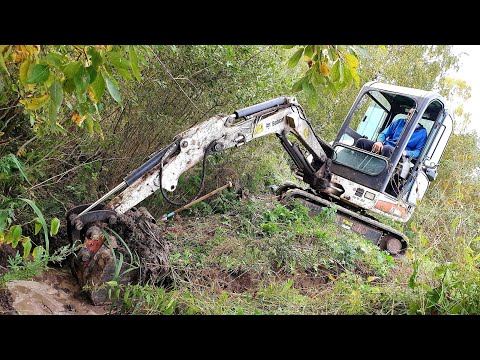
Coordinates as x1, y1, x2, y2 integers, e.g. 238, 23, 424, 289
110, 207, 170, 285
71, 206, 171, 305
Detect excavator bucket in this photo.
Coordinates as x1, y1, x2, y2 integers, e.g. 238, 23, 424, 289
66, 205, 170, 305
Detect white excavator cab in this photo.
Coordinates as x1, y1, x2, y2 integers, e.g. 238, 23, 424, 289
328, 82, 453, 223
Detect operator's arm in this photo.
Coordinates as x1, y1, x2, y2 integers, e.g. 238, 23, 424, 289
405, 128, 427, 159
377, 119, 398, 144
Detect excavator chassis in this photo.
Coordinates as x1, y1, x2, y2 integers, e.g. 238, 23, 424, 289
276, 185, 407, 256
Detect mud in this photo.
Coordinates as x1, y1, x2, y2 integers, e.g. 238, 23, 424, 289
111, 207, 171, 285
0, 267, 107, 315
0, 288, 15, 314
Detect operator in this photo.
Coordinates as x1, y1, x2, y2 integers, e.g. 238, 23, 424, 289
355, 108, 427, 159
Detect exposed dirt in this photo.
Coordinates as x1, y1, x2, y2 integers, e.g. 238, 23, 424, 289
292, 271, 329, 295
193, 269, 259, 294
0, 288, 15, 314
0, 244, 18, 275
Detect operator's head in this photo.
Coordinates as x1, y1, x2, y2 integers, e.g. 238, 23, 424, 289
406, 108, 415, 119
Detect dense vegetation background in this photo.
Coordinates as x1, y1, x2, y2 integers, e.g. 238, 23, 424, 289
1, 45, 480, 314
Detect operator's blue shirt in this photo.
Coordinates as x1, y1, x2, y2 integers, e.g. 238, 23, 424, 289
377, 117, 427, 159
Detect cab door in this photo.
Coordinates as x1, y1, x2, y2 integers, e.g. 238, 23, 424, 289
407, 112, 453, 205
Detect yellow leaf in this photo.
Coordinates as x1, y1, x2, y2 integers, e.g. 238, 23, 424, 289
16, 146, 27, 157
367, 276, 380, 282
44, 72, 55, 87
327, 273, 336, 282
0, 233, 4, 245
71, 112, 86, 126
12, 45, 30, 63
19, 59, 31, 85
344, 53, 359, 69
320, 62, 329, 76
25, 45, 40, 56
87, 86, 96, 103
19, 94, 50, 110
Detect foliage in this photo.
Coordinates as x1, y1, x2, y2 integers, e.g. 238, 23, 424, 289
285, 45, 380, 108
0, 242, 80, 285
0, 45, 147, 138
0, 196, 59, 258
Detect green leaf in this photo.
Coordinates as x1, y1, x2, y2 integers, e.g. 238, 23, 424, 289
22, 237, 32, 258
304, 45, 314, 58
34, 220, 42, 235
74, 65, 90, 95
116, 67, 133, 81
450, 304, 462, 315
86, 66, 97, 83
18, 198, 49, 255
0, 51, 9, 75
303, 81, 317, 109
342, 63, 352, 86
330, 60, 340, 82
63, 61, 81, 79
90, 72, 106, 104
32, 246, 44, 260
108, 51, 131, 70
49, 80, 63, 110
339, 61, 345, 83
26, 64, 50, 84
77, 91, 87, 104
63, 78, 75, 94
50, 217, 60, 236
46, 52, 66, 69
282, 278, 294, 292
12, 225, 22, 241
85, 114, 94, 135
311, 69, 325, 86
325, 77, 338, 96
9, 154, 32, 186
291, 76, 306, 93
105, 75, 122, 105
288, 48, 304, 69
282, 45, 295, 49
87, 47, 103, 68
129, 46, 141, 81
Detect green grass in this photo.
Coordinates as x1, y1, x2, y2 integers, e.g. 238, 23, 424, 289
108, 195, 401, 314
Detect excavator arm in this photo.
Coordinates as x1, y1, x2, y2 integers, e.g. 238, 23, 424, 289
75, 96, 333, 218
